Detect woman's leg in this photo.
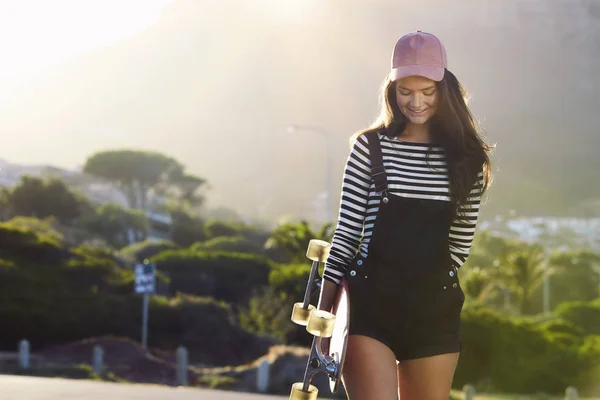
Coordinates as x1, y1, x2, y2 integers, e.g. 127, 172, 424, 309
397, 352, 459, 400
342, 334, 399, 400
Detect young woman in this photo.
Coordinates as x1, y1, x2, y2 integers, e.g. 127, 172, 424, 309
318, 31, 493, 399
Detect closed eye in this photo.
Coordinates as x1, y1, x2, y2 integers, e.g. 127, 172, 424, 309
397, 85, 436, 96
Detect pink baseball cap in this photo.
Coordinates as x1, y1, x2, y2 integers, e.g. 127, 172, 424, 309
390, 31, 447, 82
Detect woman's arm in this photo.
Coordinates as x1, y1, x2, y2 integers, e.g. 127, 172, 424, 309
448, 170, 485, 270
318, 133, 372, 310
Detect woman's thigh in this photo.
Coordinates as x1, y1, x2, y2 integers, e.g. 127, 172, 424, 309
342, 334, 399, 400
397, 352, 459, 400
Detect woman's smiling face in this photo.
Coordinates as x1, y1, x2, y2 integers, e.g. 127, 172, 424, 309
395, 75, 439, 125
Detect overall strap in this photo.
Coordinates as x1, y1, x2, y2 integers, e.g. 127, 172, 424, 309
366, 130, 389, 202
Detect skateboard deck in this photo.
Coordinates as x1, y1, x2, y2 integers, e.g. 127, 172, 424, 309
327, 276, 350, 393
289, 239, 351, 400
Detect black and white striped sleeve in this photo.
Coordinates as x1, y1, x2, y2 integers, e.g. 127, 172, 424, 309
323, 134, 372, 286
448, 170, 484, 270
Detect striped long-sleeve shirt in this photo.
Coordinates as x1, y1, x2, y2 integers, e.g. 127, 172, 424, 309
323, 131, 484, 286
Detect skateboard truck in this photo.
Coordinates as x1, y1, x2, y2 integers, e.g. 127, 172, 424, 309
290, 239, 349, 400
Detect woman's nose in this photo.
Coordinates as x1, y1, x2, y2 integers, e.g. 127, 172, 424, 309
410, 93, 423, 108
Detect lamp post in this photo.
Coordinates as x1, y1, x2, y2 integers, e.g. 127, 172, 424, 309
287, 124, 333, 223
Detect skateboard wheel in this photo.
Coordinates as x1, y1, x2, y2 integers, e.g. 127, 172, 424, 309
306, 239, 331, 263
291, 302, 315, 326
289, 382, 318, 400
306, 309, 336, 337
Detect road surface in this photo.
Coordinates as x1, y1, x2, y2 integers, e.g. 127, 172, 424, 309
0, 375, 316, 400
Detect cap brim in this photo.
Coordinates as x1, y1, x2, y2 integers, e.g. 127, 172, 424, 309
390, 65, 445, 82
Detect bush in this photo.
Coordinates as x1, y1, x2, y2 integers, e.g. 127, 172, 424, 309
63, 248, 134, 295
575, 335, 600, 396
191, 235, 264, 254
455, 306, 595, 394
169, 211, 207, 247
204, 219, 252, 238
152, 249, 274, 306
236, 263, 319, 346
0, 290, 275, 366
238, 286, 294, 342
554, 298, 600, 336
0, 222, 65, 262
0, 219, 278, 367
4, 216, 64, 243
149, 294, 277, 365
119, 239, 179, 263
268, 263, 314, 303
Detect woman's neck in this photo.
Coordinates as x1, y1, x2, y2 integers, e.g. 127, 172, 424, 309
398, 123, 431, 143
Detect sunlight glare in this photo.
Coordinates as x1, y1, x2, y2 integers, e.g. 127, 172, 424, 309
0, 0, 174, 80
259, 0, 312, 21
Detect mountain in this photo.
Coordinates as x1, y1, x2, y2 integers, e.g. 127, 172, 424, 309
0, 0, 599, 224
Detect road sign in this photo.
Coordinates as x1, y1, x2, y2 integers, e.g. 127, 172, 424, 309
134, 260, 156, 349
134, 262, 156, 294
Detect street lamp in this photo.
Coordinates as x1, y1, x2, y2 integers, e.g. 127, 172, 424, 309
287, 124, 334, 223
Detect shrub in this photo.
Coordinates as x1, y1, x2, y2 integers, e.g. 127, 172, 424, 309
4, 216, 64, 243
0, 222, 66, 262
238, 286, 294, 342
152, 249, 274, 306
204, 219, 251, 238
169, 210, 207, 247
554, 298, 600, 336
191, 235, 263, 254
0, 221, 277, 367
575, 335, 600, 396
268, 263, 314, 303
119, 239, 179, 263
455, 305, 593, 394
0, 286, 275, 366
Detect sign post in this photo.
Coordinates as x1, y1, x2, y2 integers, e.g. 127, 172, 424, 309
134, 259, 156, 349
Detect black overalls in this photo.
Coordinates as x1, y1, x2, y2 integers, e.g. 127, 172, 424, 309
345, 131, 465, 361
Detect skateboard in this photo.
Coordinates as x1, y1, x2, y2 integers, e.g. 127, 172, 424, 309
289, 239, 350, 400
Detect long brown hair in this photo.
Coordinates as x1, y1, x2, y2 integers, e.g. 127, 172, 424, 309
352, 69, 493, 221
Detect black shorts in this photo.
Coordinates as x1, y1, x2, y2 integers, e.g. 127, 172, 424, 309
348, 295, 463, 361
346, 256, 465, 361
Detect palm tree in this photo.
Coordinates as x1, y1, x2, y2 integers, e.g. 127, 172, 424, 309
493, 245, 553, 315
461, 266, 497, 306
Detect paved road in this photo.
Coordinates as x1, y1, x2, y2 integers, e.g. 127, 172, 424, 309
0, 375, 306, 400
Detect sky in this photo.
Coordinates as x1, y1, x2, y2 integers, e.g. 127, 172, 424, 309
0, 0, 596, 220
0, 0, 175, 81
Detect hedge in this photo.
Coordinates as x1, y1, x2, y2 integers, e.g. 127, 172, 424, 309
151, 249, 274, 306
455, 305, 600, 396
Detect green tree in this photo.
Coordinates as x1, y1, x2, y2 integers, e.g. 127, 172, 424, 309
83, 203, 149, 248
238, 286, 293, 342
264, 220, 334, 264
83, 150, 206, 211
466, 231, 523, 271
159, 170, 207, 212
170, 209, 207, 247
7, 176, 91, 225
461, 266, 497, 306
0, 187, 11, 220
493, 245, 553, 315
540, 249, 600, 310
